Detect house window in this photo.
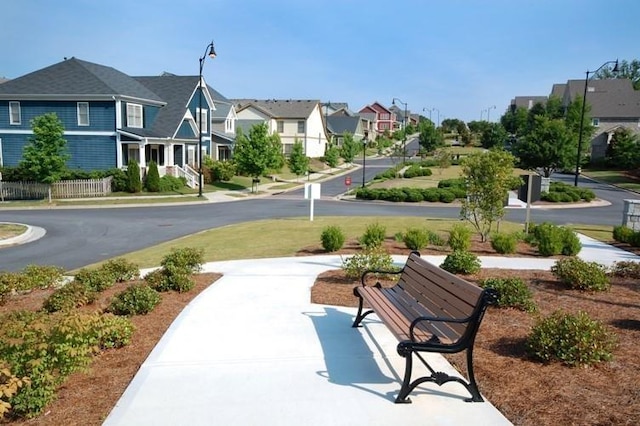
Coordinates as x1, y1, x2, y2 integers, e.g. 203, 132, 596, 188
297, 120, 305, 133
196, 108, 208, 133
126, 103, 143, 128
592, 118, 600, 127
9, 102, 20, 125
77, 102, 90, 126
380, 113, 390, 120
277, 121, 284, 133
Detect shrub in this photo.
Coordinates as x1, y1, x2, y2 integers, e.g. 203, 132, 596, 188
440, 250, 481, 275
145, 268, 195, 293
341, 247, 398, 280
73, 268, 115, 292
42, 281, 97, 312
490, 232, 517, 254
525, 310, 617, 366
19, 265, 65, 290
427, 231, 447, 247
107, 168, 128, 192
92, 314, 135, 349
438, 190, 456, 203
208, 160, 237, 182
479, 277, 536, 312
402, 188, 424, 202
144, 160, 160, 192
402, 227, 430, 250
421, 188, 441, 202
560, 227, 581, 256
126, 159, 142, 193
612, 225, 634, 243
359, 223, 386, 250
448, 224, 472, 251
610, 260, 640, 279
0, 363, 29, 421
108, 284, 161, 316
628, 230, 640, 247
531, 222, 563, 256
100, 258, 140, 282
161, 247, 204, 274
551, 257, 610, 291
0, 272, 24, 303
320, 226, 346, 252
158, 175, 185, 192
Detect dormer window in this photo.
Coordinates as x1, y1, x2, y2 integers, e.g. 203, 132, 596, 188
126, 103, 143, 128
196, 108, 208, 133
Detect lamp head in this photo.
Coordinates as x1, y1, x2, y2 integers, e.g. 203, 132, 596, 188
612, 59, 619, 73
208, 43, 217, 59
392, 99, 396, 106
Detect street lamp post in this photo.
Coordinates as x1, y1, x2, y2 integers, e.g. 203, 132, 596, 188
392, 98, 408, 164
198, 41, 217, 197
574, 59, 618, 186
361, 136, 368, 188
422, 107, 432, 123
486, 105, 496, 122
431, 108, 440, 128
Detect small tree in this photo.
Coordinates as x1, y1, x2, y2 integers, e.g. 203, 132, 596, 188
19, 113, 69, 183
288, 139, 309, 179
418, 121, 444, 153
324, 144, 340, 168
126, 160, 142, 193
340, 132, 359, 164
144, 160, 160, 192
233, 124, 285, 192
460, 149, 521, 242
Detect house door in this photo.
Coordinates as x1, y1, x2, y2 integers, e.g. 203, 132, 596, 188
174, 145, 184, 167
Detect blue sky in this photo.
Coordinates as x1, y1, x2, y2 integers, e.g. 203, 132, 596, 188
2, 0, 639, 123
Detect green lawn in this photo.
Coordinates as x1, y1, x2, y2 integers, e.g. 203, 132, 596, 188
79, 216, 529, 270
0, 223, 28, 239
582, 169, 640, 192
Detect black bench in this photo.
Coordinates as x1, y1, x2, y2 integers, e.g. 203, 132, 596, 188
352, 251, 498, 404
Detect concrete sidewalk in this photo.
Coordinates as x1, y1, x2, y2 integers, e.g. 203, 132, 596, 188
103, 236, 639, 426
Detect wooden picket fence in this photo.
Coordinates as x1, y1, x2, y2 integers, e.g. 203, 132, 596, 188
0, 177, 113, 200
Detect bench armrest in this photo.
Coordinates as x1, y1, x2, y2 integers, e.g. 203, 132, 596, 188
409, 314, 474, 342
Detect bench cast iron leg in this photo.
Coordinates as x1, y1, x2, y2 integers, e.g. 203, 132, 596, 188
465, 344, 483, 402
351, 289, 374, 328
395, 342, 414, 403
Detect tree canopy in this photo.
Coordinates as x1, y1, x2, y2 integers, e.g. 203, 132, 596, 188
19, 113, 69, 184
594, 59, 640, 90
233, 123, 284, 187
288, 139, 309, 178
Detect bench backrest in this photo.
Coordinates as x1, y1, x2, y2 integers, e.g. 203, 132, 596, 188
396, 252, 490, 344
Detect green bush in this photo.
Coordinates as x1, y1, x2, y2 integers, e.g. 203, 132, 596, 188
448, 224, 472, 251
73, 268, 115, 292
438, 177, 466, 189
628, 230, 640, 247
341, 247, 398, 279
427, 231, 447, 246
612, 225, 634, 243
421, 188, 441, 202
320, 226, 346, 252
107, 168, 128, 192
610, 261, 640, 279
440, 250, 481, 275
560, 227, 581, 256
161, 247, 204, 274
126, 160, 142, 193
158, 175, 185, 192
144, 160, 160, 192
551, 257, 610, 291
42, 281, 97, 312
438, 190, 456, 203
490, 232, 517, 254
359, 223, 386, 250
0, 271, 27, 297
144, 268, 195, 293
542, 182, 596, 203
403, 164, 432, 178
402, 227, 430, 250
108, 284, 161, 316
479, 277, 536, 312
207, 159, 237, 182
525, 310, 617, 366
20, 265, 65, 290
100, 258, 140, 282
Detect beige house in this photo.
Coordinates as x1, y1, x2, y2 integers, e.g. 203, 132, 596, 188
233, 99, 329, 158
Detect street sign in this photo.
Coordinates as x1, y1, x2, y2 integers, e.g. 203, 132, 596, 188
345, 176, 351, 186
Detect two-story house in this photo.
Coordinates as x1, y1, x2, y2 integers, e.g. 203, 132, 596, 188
0, 58, 230, 186
358, 102, 395, 136
233, 99, 328, 157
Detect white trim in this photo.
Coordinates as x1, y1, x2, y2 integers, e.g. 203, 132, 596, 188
77, 102, 90, 126
9, 101, 20, 125
0, 129, 116, 136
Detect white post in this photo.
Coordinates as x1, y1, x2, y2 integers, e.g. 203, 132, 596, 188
525, 174, 533, 233
304, 183, 321, 222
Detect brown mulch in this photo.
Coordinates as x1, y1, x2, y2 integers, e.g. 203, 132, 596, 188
2, 235, 640, 425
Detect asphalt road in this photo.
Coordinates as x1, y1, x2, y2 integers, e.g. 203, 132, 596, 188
0, 150, 636, 271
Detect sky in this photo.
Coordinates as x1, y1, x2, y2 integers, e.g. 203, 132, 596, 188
2, 0, 639, 123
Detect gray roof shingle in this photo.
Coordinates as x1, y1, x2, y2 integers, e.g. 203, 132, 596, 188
233, 99, 319, 119
0, 57, 164, 103
563, 78, 640, 118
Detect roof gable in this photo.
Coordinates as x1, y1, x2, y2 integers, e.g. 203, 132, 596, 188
232, 99, 319, 119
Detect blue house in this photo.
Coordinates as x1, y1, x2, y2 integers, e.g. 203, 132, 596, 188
0, 57, 232, 184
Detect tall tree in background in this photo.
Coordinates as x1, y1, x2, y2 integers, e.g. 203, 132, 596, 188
418, 121, 444, 153
480, 122, 508, 149
606, 128, 640, 170
512, 115, 575, 177
500, 107, 528, 136
460, 149, 521, 242
594, 59, 640, 90
288, 139, 309, 179
19, 113, 69, 183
